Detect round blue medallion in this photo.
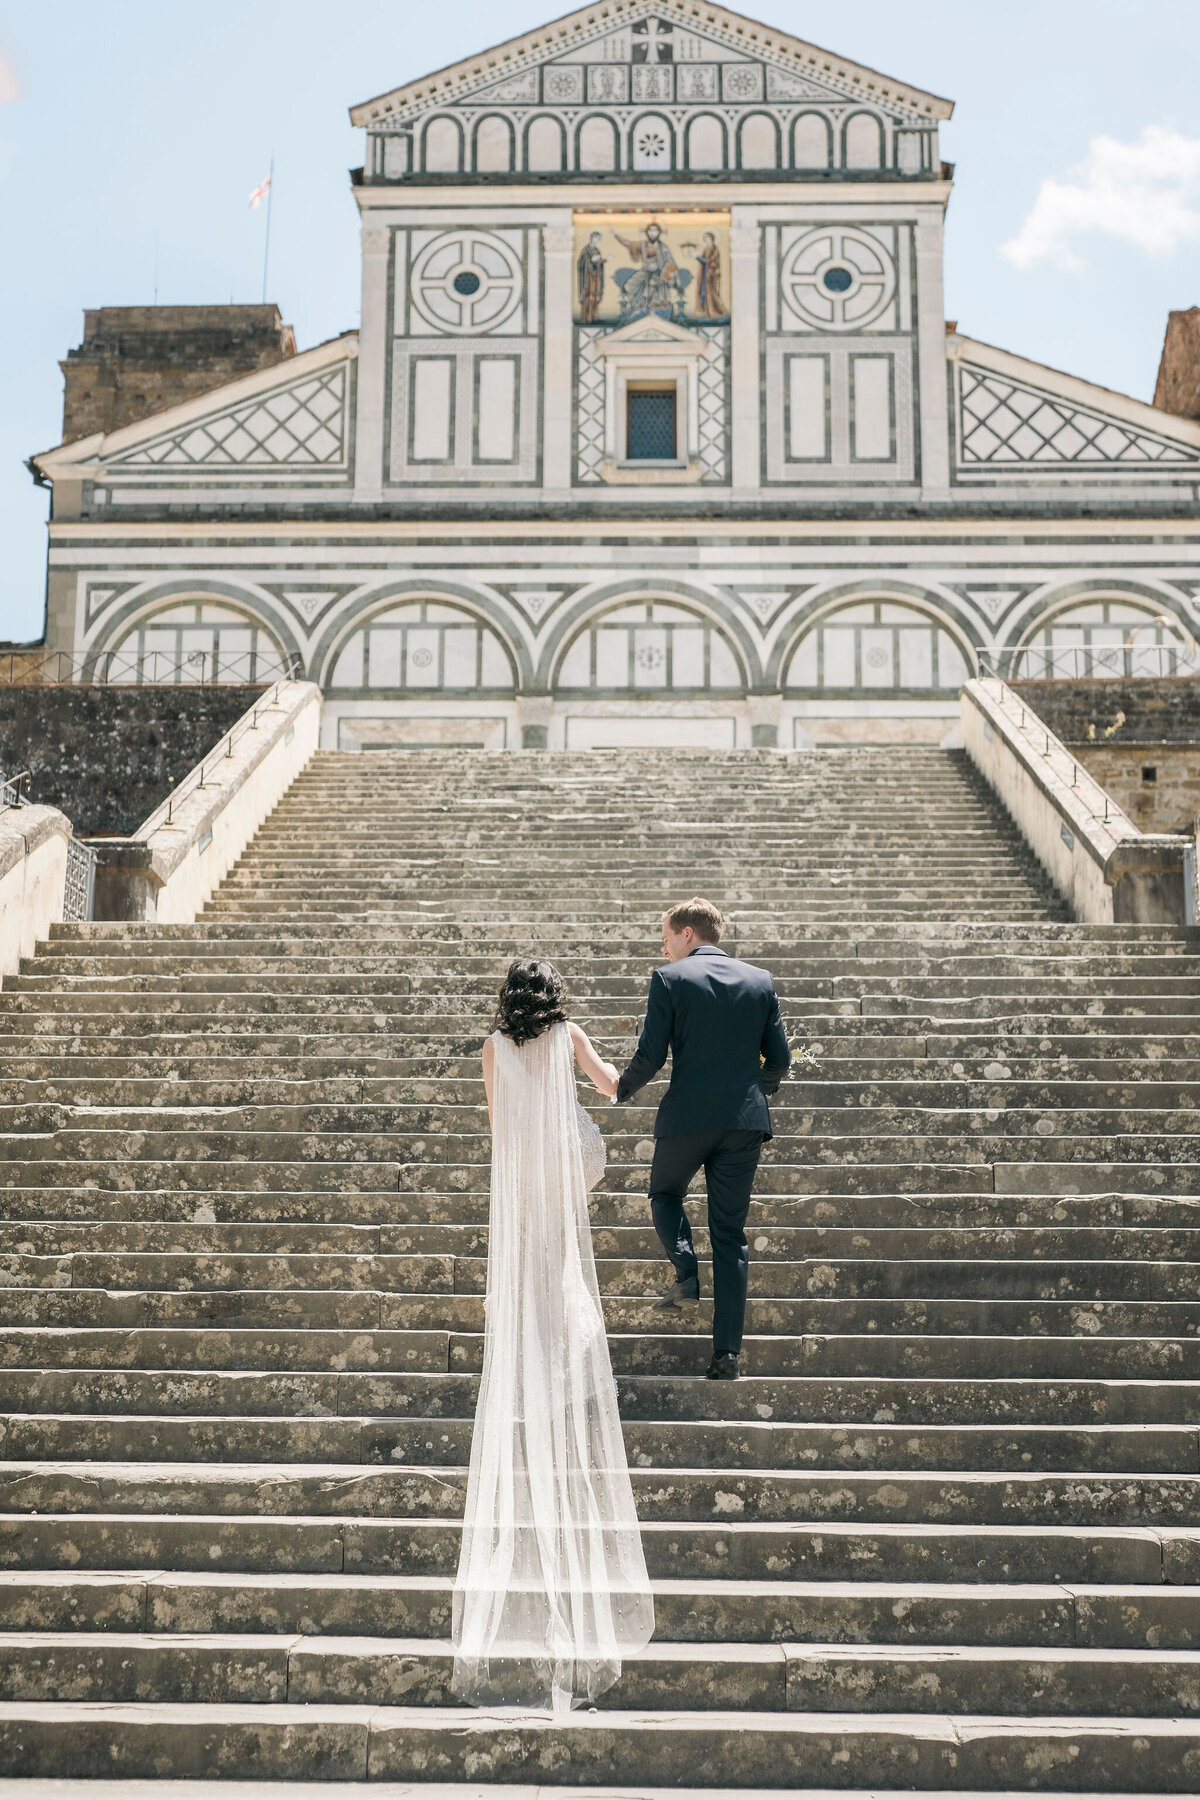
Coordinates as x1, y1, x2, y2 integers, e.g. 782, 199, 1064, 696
453, 270, 482, 296
822, 266, 854, 293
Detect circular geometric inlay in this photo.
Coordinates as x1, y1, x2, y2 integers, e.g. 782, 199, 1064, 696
411, 648, 434, 669
780, 227, 897, 332
638, 131, 666, 158
864, 647, 889, 669
409, 231, 525, 335
636, 645, 665, 670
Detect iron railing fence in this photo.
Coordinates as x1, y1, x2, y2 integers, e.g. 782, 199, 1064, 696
0, 771, 32, 811
139, 676, 301, 838
981, 643, 1200, 683
64, 839, 97, 923
1, 768, 97, 919
0, 650, 302, 687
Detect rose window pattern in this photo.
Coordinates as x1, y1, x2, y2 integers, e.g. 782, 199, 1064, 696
409, 231, 524, 335
781, 227, 896, 331
557, 601, 742, 692
329, 600, 514, 691
637, 130, 666, 159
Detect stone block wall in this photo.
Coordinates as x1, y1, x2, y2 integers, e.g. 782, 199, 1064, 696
1069, 744, 1200, 834
60, 306, 296, 443
0, 686, 269, 836
1012, 678, 1200, 832
1154, 307, 1200, 423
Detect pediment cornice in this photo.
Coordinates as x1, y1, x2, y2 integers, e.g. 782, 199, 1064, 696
350, 0, 953, 130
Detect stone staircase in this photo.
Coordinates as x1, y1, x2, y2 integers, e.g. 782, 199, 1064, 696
0, 744, 1198, 1790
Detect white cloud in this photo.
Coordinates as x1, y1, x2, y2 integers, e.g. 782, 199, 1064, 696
1002, 126, 1200, 271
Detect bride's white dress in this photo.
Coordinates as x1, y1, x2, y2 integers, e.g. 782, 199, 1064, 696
451, 1020, 655, 1713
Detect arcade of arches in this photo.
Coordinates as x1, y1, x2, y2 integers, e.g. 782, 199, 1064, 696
89, 591, 1200, 751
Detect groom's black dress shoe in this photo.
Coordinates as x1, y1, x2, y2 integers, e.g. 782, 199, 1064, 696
705, 1353, 740, 1380
654, 1276, 700, 1308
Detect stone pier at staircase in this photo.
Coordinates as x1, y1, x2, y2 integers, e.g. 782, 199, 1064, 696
0, 745, 1198, 1790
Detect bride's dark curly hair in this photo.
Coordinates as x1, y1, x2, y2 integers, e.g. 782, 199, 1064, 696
492, 958, 570, 1046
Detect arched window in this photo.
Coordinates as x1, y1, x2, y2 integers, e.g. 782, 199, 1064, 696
422, 117, 462, 173
556, 601, 742, 692
792, 112, 831, 169
844, 112, 884, 169
104, 600, 289, 684
578, 115, 618, 171
686, 115, 724, 171
1018, 599, 1197, 679
328, 600, 515, 692
526, 116, 565, 172
785, 600, 971, 693
474, 116, 512, 173
739, 113, 778, 171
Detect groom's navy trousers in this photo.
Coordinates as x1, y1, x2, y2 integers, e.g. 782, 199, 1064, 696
649, 1129, 764, 1356
616, 943, 791, 1359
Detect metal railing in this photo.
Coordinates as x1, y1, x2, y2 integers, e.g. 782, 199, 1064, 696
975, 674, 1136, 838
981, 642, 1200, 683
64, 839, 97, 923
141, 676, 300, 838
0, 771, 32, 811
0, 650, 301, 687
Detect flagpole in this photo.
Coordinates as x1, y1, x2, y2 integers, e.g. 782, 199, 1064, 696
260, 153, 275, 304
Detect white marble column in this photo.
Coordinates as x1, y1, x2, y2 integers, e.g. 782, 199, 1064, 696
353, 223, 391, 500
729, 217, 762, 494
915, 207, 952, 497
541, 219, 575, 490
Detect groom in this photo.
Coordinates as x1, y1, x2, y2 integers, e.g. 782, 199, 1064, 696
615, 897, 791, 1380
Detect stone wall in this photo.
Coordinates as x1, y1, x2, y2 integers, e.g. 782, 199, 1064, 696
1071, 744, 1200, 834
1012, 678, 1200, 832
0, 686, 269, 836
60, 306, 296, 443
1154, 307, 1200, 423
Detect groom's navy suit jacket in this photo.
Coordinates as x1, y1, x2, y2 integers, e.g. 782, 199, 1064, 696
616, 945, 791, 1138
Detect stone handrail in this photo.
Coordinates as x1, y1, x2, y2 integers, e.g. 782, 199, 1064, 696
0, 803, 73, 983
90, 680, 321, 923
961, 676, 1188, 925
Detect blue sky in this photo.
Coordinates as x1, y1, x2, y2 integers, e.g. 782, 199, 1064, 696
1, 0, 1198, 643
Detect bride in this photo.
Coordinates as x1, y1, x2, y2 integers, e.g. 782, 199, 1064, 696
451, 958, 655, 1714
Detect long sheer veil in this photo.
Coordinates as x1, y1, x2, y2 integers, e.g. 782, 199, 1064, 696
451, 1021, 655, 1713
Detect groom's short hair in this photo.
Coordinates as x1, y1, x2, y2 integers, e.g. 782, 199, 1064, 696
663, 897, 723, 944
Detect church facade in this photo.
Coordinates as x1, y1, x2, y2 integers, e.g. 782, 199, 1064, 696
31, 0, 1200, 750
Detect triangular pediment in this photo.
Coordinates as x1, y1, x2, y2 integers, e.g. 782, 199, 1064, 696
34, 335, 358, 482
594, 313, 705, 351
949, 334, 1200, 474
350, 0, 953, 128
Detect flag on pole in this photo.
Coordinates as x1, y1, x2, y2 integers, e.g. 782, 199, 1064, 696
248, 174, 271, 210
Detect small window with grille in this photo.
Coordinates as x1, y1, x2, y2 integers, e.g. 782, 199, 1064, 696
626, 384, 678, 461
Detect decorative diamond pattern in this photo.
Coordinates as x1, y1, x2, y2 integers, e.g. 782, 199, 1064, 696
576, 328, 606, 483
697, 327, 727, 481
959, 365, 1196, 468
112, 366, 350, 470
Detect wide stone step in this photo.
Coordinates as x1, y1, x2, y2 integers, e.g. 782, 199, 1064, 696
0, 1411, 1192, 1473
0, 1569, 1196, 1648
0, 1698, 1194, 1786
1, 1632, 1199, 1719
0, 1512, 1182, 1583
